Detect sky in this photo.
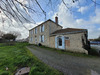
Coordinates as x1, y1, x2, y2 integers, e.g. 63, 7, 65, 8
0, 0, 100, 39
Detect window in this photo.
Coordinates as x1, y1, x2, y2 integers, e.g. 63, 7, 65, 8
30, 37, 33, 42
31, 30, 33, 34
65, 37, 69, 40
58, 37, 62, 46
40, 35, 44, 42
40, 25, 44, 32
30, 30, 33, 35
34, 28, 37, 34
35, 37, 37, 44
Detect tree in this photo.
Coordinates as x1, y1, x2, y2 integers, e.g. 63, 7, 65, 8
94, 36, 100, 41
2, 33, 17, 41
9, 31, 21, 39
0, 0, 100, 27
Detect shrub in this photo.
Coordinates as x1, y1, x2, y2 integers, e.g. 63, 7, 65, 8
89, 48, 100, 56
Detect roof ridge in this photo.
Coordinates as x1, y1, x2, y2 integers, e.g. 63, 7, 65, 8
64, 28, 86, 30
29, 19, 62, 30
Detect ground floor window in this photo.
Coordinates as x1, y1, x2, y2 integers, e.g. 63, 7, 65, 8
65, 37, 69, 40
40, 35, 44, 42
30, 37, 33, 42
35, 37, 37, 42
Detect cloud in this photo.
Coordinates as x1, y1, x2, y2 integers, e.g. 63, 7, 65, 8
0, 0, 100, 39
98, 28, 100, 30
0, 0, 39, 39
52, 2, 77, 28
52, 1, 100, 39
77, 6, 89, 14
90, 8, 100, 24
0, 17, 38, 39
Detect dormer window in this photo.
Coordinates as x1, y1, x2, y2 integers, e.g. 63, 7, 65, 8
40, 25, 44, 32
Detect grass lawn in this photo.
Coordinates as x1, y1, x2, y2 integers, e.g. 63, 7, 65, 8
29, 44, 100, 58
0, 43, 62, 75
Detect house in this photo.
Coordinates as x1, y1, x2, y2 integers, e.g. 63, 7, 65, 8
29, 17, 90, 54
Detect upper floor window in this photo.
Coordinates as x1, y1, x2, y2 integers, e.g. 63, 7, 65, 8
30, 30, 33, 35
40, 25, 44, 32
34, 28, 37, 34
31, 30, 33, 34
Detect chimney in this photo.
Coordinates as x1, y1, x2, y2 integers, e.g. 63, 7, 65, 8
55, 16, 58, 24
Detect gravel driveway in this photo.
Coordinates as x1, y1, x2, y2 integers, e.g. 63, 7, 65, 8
27, 46, 100, 75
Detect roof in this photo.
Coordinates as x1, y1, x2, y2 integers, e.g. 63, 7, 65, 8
51, 28, 87, 35
29, 19, 63, 31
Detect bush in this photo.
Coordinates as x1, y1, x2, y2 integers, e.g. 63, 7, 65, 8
89, 48, 100, 56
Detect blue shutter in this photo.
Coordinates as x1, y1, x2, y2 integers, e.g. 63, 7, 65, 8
62, 36, 65, 49
32, 37, 33, 42
36, 28, 37, 34
32, 30, 33, 34
34, 29, 35, 34
43, 25, 44, 31
43, 35, 44, 42
40, 26, 41, 32
39, 36, 41, 42
55, 36, 57, 48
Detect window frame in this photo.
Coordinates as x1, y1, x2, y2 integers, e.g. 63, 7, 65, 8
30, 37, 33, 42
34, 28, 37, 34
40, 35, 44, 42
40, 25, 44, 32
58, 37, 62, 46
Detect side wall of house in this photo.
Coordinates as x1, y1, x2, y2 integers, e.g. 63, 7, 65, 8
49, 22, 62, 35
49, 36, 55, 48
64, 33, 88, 53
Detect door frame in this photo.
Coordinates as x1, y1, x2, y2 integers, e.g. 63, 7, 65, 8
55, 35, 65, 49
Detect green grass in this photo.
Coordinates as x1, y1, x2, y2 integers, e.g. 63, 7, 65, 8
29, 44, 100, 58
0, 43, 62, 75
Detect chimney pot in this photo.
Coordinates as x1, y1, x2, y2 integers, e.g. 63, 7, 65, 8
55, 16, 58, 24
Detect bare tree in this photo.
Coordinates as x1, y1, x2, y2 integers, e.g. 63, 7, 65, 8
0, 0, 47, 24
0, 0, 100, 27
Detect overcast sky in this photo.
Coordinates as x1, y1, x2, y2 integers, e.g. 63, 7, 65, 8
0, 0, 100, 39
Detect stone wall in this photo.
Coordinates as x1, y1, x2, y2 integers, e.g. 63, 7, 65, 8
49, 33, 88, 54
29, 20, 62, 47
